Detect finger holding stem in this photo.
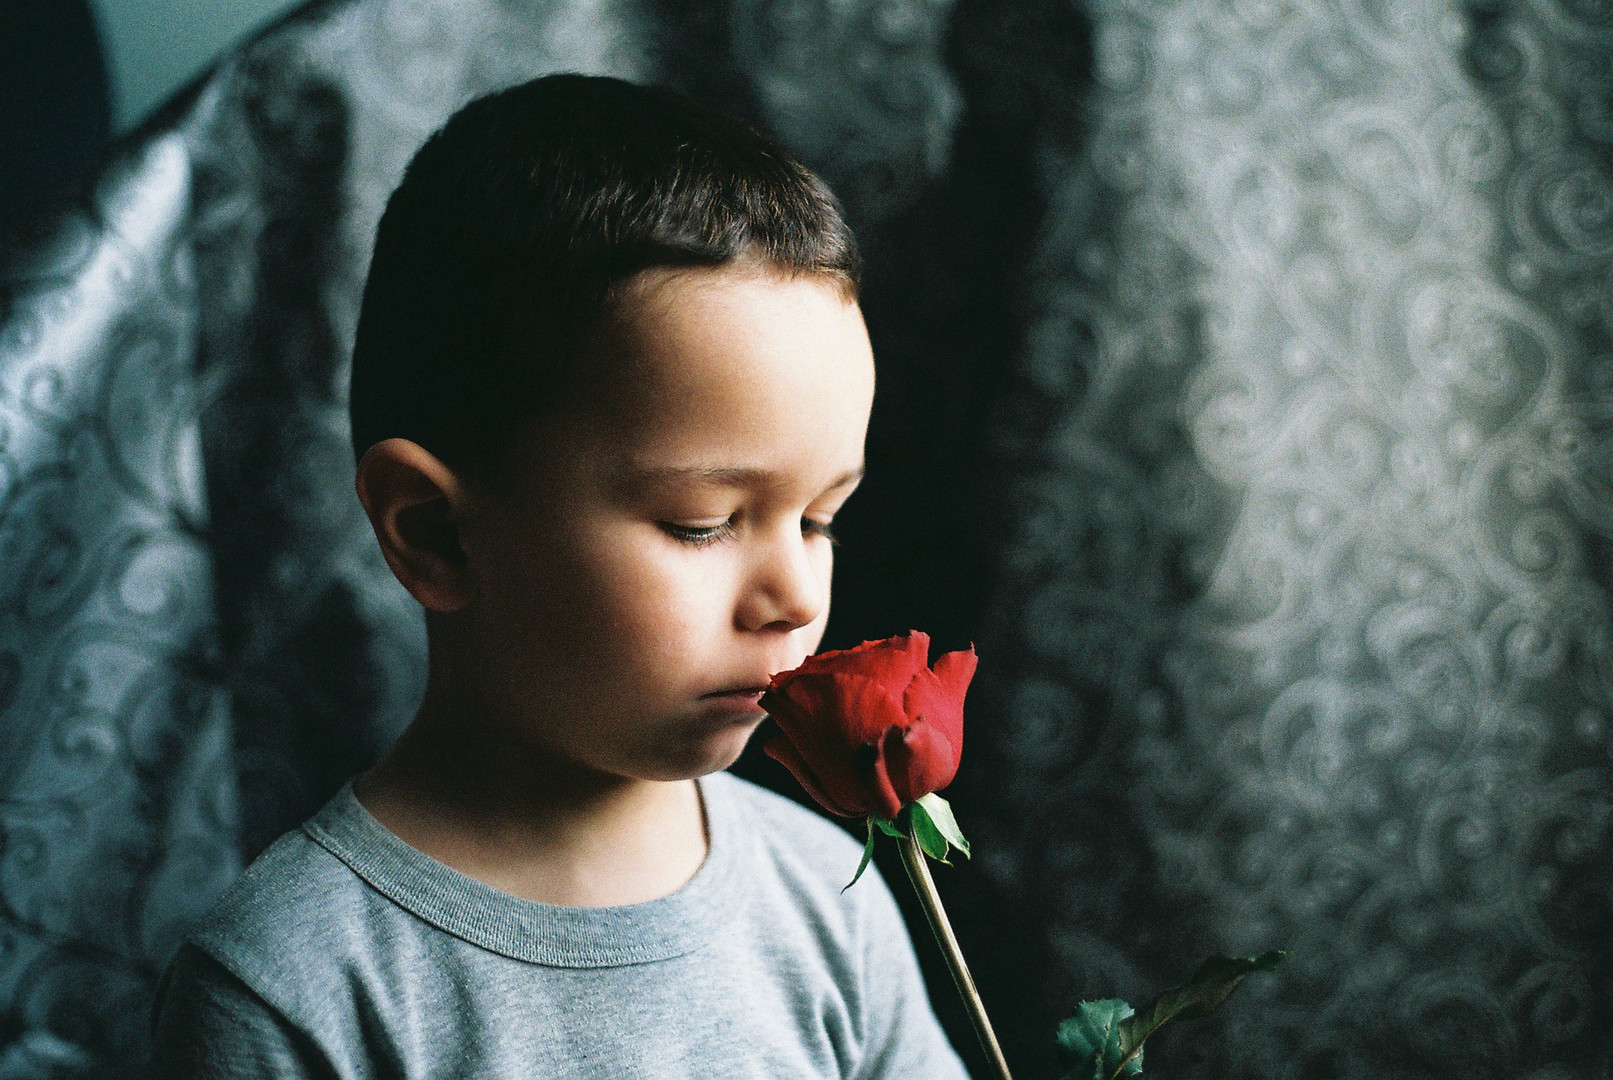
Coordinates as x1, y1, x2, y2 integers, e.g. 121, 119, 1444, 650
897, 825, 1014, 1080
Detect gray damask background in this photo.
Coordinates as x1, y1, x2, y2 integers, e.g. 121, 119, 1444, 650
0, 1, 1608, 1078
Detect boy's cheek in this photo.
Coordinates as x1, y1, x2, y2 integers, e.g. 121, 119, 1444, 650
499, 550, 714, 657
797, 623, 828, 665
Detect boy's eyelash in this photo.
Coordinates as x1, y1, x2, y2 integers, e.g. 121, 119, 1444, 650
660, 518, 840, 547
802, 518, 840, 546
661, 520, 738, 547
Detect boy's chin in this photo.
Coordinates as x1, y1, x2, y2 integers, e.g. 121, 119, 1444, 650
651, 722, 761, 781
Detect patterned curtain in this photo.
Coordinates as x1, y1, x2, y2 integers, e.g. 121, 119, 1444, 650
0, 2, 1606, 1077
963, 3, 1613, 1078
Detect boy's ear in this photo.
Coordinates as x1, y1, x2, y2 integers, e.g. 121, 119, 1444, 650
354, 438, 475, 613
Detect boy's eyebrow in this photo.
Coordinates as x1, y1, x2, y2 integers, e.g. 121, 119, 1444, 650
630, 464, 865, 490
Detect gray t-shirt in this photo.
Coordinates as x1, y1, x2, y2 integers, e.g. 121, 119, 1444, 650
148, 771, 969, 1079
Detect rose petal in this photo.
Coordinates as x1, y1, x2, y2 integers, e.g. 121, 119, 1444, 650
864, 738, 905, 820
901, 645, 975, 772
763, 670, 908, 747
782, 631, 931, 689
761, 672, 908, 816
763, 734, 862, 817
882, 718, 958, 803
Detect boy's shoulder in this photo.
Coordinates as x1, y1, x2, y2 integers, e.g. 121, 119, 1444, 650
180, 791, 381, 1010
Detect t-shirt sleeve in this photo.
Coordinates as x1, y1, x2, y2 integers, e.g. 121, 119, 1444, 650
853, 870, 972, 1080
147, 943, 340, 1080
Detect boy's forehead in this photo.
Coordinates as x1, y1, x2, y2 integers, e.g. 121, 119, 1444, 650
614, 256, 855, 313
572, 266, 872, 414
486, 262, 874, 500
611, 461, 866, 495
588, 262, 865, 374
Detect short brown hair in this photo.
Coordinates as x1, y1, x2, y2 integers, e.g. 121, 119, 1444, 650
349, 73, 861, 475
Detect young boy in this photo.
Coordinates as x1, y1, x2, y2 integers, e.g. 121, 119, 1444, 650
148, 74, 969, 1078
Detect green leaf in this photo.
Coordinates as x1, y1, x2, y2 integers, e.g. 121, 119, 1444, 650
873, 815, 905, 839
843, 818, 880, 892
1055, 999, 1140, 1080
1112, 951, 1288, 1077
915, 793, 971, 859
909, 801, 952, 863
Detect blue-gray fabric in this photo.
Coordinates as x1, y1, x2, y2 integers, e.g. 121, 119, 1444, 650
146, 771, 967, 1079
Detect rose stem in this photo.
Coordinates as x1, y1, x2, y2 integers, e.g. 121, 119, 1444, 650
897, 828, 1014, 1080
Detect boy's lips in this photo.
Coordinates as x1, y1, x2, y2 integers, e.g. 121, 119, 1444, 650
702, 685, 769, 700
700, 685, 770, 713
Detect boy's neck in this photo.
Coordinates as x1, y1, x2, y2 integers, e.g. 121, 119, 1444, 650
354, 699, 710, 908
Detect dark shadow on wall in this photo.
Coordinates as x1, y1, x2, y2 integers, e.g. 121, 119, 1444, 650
851, 5, 1099, 1076
639, 0, 768, 123
0, 1, 113, 246
190, 43, 386, 858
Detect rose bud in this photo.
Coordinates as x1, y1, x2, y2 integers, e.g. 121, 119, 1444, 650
761, 631, 977, 821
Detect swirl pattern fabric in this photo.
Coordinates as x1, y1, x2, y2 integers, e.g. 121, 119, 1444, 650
969, 3, 1613, 1078
0, 134, 239, 1076
0, 1, 1608, 1078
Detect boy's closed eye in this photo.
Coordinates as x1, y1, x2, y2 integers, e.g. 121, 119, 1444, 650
629, 462, 863, 549
659, 517, 841, 547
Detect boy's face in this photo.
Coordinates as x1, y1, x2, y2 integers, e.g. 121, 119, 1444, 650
452, 265, 874, 784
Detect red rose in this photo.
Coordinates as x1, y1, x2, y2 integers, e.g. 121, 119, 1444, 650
761, 631, 977, 821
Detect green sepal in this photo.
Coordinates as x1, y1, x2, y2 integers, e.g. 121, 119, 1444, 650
910, 801, 951, 863
873, 816, 905, 839
915, 793, 971, 860
1111, 950, 1288, 1078
1055, 999, 1139, 1080
843, 818, 881, 892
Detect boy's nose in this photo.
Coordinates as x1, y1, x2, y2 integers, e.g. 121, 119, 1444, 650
739, 528, 827, 632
